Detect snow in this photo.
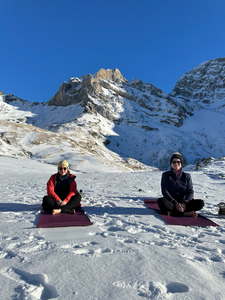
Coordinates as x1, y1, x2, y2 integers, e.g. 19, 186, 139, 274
1, 62, 225, 299
0, 155, 225, 300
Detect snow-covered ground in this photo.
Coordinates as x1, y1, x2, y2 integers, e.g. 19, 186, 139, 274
0, 156, 225, 300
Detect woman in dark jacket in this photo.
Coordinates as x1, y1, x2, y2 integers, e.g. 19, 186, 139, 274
42, 160, 81, 215
157, 153, 204, 217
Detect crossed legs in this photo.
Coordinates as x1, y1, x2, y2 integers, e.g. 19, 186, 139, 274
42, 193, 82, 214
157, 197, 204, 217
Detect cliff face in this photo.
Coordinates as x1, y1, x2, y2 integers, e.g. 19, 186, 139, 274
170, 57, 225, 108
47, 69, 126, 106
47, 68, 193, 128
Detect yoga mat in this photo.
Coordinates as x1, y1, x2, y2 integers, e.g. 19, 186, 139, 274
144, 199, 219, 227
36, 210, 93, 228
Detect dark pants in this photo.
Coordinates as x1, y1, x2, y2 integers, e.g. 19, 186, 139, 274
157, 197, 204, 215
42, 193, 81, 213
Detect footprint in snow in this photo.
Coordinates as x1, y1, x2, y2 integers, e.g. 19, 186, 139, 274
166, 282, 189, 293
210, 255, 223, 262
196, 245, 215, 252
0, 267, 58, 300
107, 226, 125, 232
61, 241, 98, 250
101, 231, 117, 237
72, 247, 113, 256
194, 256, 207, 262
61, 241, 113, 256
4, 250, 17, 259
113, 280, 189, 299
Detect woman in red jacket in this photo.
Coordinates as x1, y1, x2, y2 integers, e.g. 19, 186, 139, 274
42, 160, 81, 215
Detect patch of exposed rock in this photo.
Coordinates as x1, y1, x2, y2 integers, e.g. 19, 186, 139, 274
47, 68, 126, 104
47, 68, 192, 127
47, 68, 132, 121
170, 57, 225, 107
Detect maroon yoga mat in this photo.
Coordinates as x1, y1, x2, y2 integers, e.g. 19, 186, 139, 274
144, 199, 219, 227
36, 210, 93, 228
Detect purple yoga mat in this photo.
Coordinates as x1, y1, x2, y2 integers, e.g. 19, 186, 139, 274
36, 210, 93, 228
144, 199, 219, 227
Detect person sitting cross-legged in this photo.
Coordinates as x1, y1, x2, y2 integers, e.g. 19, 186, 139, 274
157, 153, 204, 218
42, 160, 81, 215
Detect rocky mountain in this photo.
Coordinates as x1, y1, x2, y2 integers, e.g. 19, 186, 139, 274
170, 57, 225, 108
1, 57, 225, 170
47, 68, 193, 127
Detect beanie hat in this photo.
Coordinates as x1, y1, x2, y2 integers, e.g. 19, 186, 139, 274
170, 152, 183, 165
58, 160, 69, 168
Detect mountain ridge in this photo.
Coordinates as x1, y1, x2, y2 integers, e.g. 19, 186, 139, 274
1, 57, 225, 170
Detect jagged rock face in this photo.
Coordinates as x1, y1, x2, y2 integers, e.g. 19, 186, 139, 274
170, 57, 225, 107
46, 69, 119, 107
47, 68, 191, 127
94, 68, 126, 82
47, 68, 126, 107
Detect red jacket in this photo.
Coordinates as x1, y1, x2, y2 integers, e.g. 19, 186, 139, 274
47, 173, 77, 203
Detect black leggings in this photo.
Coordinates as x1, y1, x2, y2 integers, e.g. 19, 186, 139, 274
42, 193, 81, 213
157, 197, 204, 215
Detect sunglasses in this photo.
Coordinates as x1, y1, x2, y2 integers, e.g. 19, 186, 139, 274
59, 167, 67, 170
172, 160, 181, 165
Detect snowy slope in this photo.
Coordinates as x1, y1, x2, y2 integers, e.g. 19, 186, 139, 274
0, 95, 155, 172
0, 156, 225, 300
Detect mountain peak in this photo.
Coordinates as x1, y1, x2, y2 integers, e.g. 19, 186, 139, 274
47, 68, 127, 107
170, 57, 225, 108
94, 68, 127, 82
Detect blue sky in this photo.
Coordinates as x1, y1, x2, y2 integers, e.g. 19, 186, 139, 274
1, 0, 225, 103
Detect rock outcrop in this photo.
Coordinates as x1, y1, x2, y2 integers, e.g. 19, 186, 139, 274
170, 57, 225, 108
47, 68, 193, 127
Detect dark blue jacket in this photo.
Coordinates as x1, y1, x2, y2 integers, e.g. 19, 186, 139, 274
161, 168, 194, 205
